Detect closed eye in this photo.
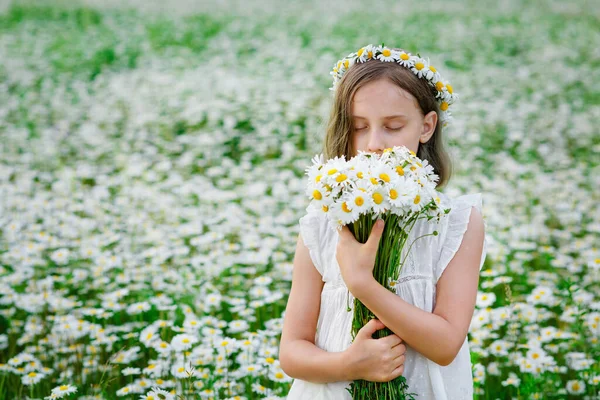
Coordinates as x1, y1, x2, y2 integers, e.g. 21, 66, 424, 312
354, 127, 402, 131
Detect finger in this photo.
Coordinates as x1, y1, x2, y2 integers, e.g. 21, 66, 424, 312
338, 225, 354, 242
391, 343, 404, 356
393, 354, 405, 364
391, 363, 405, 379
386, 335, 402, 347
380, 334, 399, 346
366, 219, 385, 250
358, 319, 384, 339
392, 343, 406, 355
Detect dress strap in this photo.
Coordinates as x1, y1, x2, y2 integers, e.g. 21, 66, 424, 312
434, 193, 488, 283
298, 206, 325, 276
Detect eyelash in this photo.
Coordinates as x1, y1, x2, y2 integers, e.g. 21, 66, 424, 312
354, 127, 403, 131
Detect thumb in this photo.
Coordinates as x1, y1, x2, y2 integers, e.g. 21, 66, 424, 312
357, 319, 384, 340
365, 219, 385, 250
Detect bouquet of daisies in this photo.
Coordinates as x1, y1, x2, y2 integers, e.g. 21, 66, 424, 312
304, 145, 450, 400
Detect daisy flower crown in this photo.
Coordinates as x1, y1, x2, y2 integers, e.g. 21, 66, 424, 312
330, 43, 459, 127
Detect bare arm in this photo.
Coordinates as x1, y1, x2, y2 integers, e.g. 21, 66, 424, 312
346, 207, 485, 366
279, 234, 352, 383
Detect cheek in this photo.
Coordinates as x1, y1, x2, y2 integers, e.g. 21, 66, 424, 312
350, 132, 365, 151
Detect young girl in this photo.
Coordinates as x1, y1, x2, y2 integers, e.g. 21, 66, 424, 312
279, 44, 488, 400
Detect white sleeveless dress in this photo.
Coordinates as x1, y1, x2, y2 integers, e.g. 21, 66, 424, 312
286, 192, 488, 400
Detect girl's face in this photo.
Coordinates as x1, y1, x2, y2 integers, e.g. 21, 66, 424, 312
350, 78, 437, 157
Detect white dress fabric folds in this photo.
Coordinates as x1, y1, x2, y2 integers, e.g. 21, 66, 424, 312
286, 192, 488, 400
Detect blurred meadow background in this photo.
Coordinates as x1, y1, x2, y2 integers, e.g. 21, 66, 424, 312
0, 0, 599, 398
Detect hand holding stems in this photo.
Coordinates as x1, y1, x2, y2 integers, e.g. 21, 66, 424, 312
336, 220, 408, 382
335, 218, 385, 294
343, 319, 406, 382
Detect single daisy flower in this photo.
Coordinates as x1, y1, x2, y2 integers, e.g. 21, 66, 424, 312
396, 51, 414, 67
410, 57, 431, 79
376, 47, 397, 62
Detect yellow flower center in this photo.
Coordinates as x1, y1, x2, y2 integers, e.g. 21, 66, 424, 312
382, 49, 391, 57
315, 175, 322, 183
413, 195, 421, 204
343, 60, 349, 69
389, 189, 398, 200
341, 202, 352, 213
357, 171, 363, 179
367, 51, 373, 59
266, 357, 275, 364
327, 169, 337, 175
436, 81, 444, 91
415, 62, 424, 70
370, 177, 378, 185
379, 173, 390, 182
373, 193, 383, 204
430, 65, 437, 72
336, 174, 347, 183
313, 190, 322, 200
396, 166, 404, 176
322, 205, 329, 212
275, 372, 284, 379
354, 196, 364, 207
446, 84, 453, 94
440, 101, 449, 111
400, 53, 409, 60
357, 48, 364, 57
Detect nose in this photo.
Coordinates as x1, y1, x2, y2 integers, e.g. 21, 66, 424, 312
367, 128, 385, 154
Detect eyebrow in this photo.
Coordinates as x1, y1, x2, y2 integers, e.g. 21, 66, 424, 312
352, 115, 408, 120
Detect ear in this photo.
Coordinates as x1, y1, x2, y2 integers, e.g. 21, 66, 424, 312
419, 110, 438, 144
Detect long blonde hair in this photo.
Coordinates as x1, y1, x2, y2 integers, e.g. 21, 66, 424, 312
323, 55, 453, 189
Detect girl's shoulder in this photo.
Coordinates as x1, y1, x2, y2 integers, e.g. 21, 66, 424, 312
437, 191, 484, 215
434, 191, 488, 282
298, 204, 330, 276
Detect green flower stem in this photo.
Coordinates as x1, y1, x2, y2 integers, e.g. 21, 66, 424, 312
347, 210, 433, 399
